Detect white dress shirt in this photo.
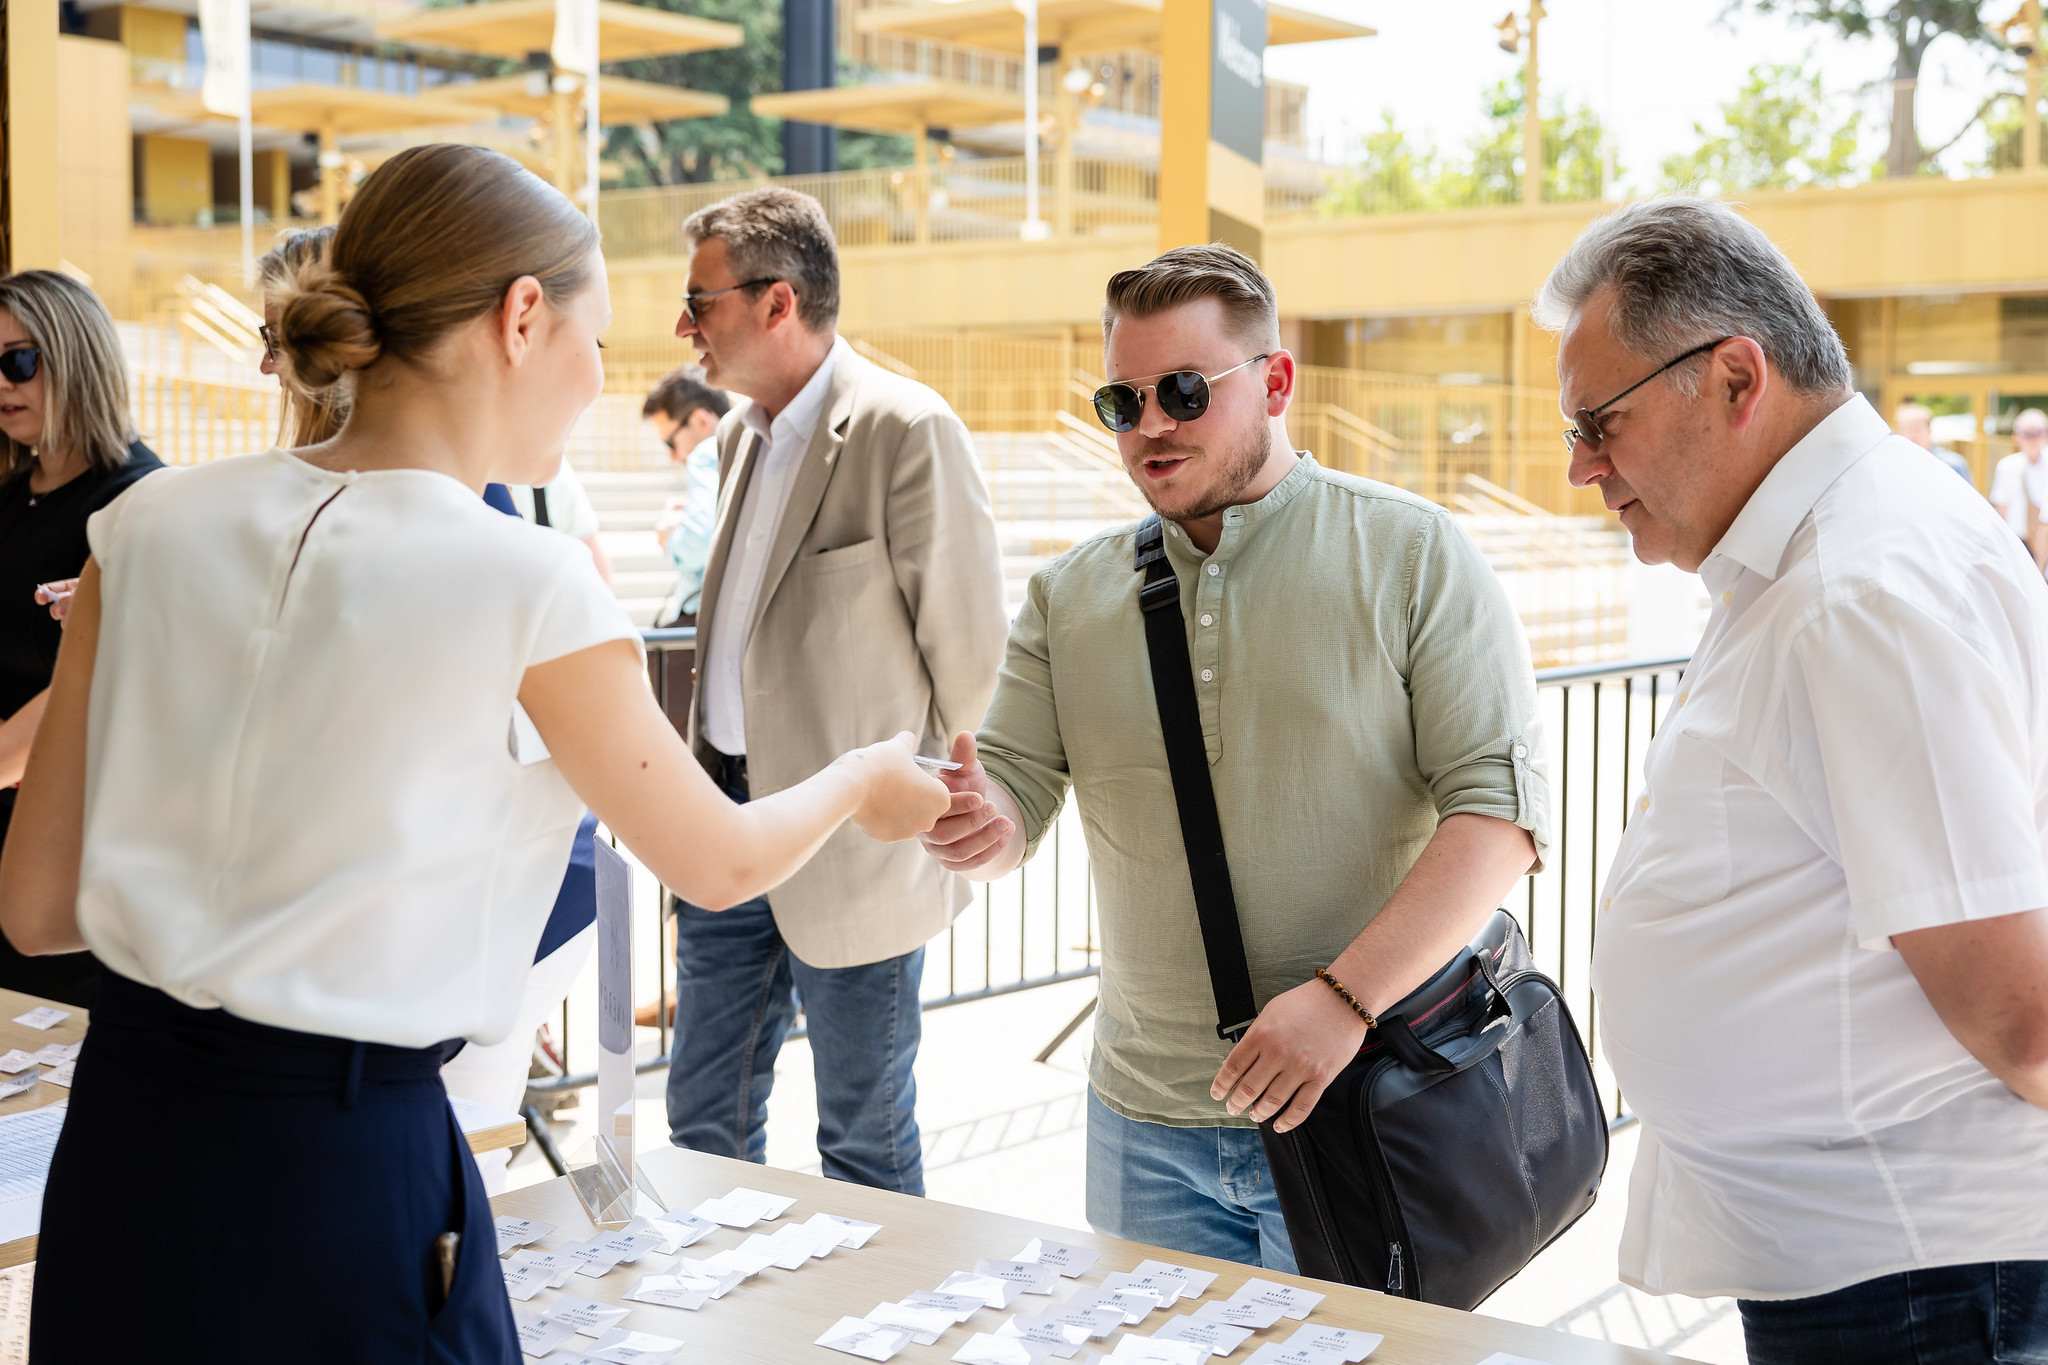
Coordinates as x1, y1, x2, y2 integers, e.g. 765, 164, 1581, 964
1990, 450, 2048, 538
701, 338, 845, 756
1593, 395, 2048, 1301
77, 450, 639, 1049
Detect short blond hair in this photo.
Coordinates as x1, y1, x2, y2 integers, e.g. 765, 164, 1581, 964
0, 271, 136, 480
1102, 244, 1281, 354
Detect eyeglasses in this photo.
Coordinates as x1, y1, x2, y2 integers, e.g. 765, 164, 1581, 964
1093, 354, 1270, 434
1561, 336, 1734, 454
681, 278, 779, 325
258, 324, 277, 360
0, 347, 42, 385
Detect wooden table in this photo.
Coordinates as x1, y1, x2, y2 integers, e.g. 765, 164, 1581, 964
494, 1145, 1705, 1365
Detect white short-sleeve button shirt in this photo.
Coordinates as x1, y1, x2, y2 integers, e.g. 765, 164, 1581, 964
1594, 396, 2048, 1301
77, 450, 640, 1049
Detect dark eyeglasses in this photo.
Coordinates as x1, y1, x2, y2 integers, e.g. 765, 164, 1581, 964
1562, 336, 1734, 454
1093, 354, 1270, 434
681, 278, 779, 325
258, 324, 277, 359
0, 348, 41, 385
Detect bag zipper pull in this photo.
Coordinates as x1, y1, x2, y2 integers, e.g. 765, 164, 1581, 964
1386, 1241, 1405, 1296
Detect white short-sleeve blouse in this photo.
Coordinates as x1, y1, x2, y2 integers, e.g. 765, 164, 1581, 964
76, 449, 640, 1048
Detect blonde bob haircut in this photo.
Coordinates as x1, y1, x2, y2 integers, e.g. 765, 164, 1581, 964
257, 226, 350, 446
0, 270, 137, 481
273, 143, 600, 395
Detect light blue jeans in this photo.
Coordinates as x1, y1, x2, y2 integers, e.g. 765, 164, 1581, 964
1085, 1088, 1297, 1272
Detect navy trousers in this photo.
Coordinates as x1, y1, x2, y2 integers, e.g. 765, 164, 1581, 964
1740, 1261, 2048, 1365
31, 971, 517, 1363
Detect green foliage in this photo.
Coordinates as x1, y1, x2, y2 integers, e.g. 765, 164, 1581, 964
1319, 71, 1615, 215
1977, 90, 2048, 171
1659, 61, 1864, 193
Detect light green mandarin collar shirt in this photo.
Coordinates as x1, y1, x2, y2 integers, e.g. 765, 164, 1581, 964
977, 456, 1552, 1127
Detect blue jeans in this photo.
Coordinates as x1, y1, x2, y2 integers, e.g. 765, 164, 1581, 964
1085, 1088, 1296, 1272
1739, 1261, 2048, 1365
665, 774, 925, 1194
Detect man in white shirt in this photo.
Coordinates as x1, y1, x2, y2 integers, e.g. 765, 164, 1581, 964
1537, 196, 2048, 1364
1991, 407, 2048, 574
1891, 400, 1973, 484
663, 188, 1009, 1193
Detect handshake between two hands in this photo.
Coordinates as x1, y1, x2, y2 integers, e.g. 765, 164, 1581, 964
843, 732, 1016, 861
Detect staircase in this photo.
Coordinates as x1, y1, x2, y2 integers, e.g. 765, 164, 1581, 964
583, 469, 690, 627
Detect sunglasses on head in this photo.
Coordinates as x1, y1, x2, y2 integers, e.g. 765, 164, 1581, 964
1562, 336, 1734, 454
1092, 354, 1270, 434
681, 278, 779, 326
0, 348, 41, 385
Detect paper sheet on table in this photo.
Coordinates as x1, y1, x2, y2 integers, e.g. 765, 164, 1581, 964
0, 1103, 66, 1245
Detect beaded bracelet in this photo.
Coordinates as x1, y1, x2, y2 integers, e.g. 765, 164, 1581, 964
1314, 967, 1378, 1030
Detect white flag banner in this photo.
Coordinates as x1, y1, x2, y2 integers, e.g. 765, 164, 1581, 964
552, 0, 599, 76
196, 0, 251, 118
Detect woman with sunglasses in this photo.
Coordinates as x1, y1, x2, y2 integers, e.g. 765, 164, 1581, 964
0, 270, 160, 1010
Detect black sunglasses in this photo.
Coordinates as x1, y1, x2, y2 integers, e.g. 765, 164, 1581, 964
0, 347, 41, 385
1093, 354, 1270, 434
681, 278, 779, 325
1562, 336, 1734, 454
258, 324, 277, 359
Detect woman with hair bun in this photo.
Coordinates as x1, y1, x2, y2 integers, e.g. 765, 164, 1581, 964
0, 143, 950, 1361
255, 225, 349, 445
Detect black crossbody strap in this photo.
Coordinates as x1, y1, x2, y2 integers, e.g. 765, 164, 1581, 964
1133, 514, 1260, 1041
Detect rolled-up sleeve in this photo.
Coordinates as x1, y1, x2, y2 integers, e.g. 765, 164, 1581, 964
1405, 512, 1553, 867
975, 562, 1072, 858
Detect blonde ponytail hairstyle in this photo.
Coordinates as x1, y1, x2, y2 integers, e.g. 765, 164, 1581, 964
273, 144, 600, 399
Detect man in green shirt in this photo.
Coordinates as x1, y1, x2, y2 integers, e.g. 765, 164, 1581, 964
919, 246, 1552, 1270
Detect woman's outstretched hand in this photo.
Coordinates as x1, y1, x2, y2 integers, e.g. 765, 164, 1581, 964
843, 732, 952, 843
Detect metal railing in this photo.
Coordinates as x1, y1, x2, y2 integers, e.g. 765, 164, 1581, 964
522, 630, 1688, 1162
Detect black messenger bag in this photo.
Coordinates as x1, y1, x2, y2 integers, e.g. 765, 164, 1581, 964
1130, 514, 1608, 1309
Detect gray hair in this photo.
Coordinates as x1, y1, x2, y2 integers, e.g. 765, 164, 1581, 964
1532, 196, 1850, 398
682, 187, 839, 331
0, 270, 137, 480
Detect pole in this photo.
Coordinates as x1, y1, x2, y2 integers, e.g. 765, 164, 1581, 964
913, 126, 930, 245
319, 126, 342, 225
1522, 0, 1544, 207
1023, 0, 1042, 238
239, 106, 255, 283
2027, 0, 2043, 173
584, 0, 600, 227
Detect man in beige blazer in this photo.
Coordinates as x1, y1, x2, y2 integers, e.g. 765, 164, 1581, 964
665, 187, 1009, 1193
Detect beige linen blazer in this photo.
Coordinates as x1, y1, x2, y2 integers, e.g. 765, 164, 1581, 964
688, 347, 1009, 968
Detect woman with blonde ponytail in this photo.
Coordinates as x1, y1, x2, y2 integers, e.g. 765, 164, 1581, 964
0, 143, 949, 1361
255, 226, 349, 445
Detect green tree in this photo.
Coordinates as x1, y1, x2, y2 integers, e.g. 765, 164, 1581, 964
1725, 2, 1994, 177
1318, 113, 1447, 215
1660, 60, 1864, 192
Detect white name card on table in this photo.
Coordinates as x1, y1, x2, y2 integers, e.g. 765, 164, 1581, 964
1109, 1336, 1211, 1364
1281, 1326, 1382, 1362
809, 1211, 883, 1249
995, 1313, 1091, 1358
900, 1290, 986, 1323
624, 1273, 710, 1310
1013, 1237, 1101, 1278
1188, 1299, 1284, 1331
1101, 1270, 1196, 1304
951, 1332, 1056, 1365
12, 1007, 66, 1031
1243, 1345, 1345, 1365
817, 1316, 913, 1362
586, 1328, 686, 1364
937, 1271, 1025, 1309
1153, 1316, 1255, 1356
1132, 1260, 1219, 1298
542, 1295, 631, 1337
1228, 1279, 1325, 1322
593, 838, 637, 1178
494, 1215, 553, 1255
863, 1301, 956, 1346
513, 1307, 581, 1357
1471, 1356, 1554, 1365
975, 1258, 1062, 1294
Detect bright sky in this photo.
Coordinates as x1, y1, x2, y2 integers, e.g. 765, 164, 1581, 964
1263, 0, 2017, 186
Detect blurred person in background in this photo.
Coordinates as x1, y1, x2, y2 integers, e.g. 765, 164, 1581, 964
495, 461, 612, 585
645, 366, 728, 630
0, 271, 160, 1009
257, 227, 349, 446
1993, 407, 2048, 575
1893, 401, 1973, 484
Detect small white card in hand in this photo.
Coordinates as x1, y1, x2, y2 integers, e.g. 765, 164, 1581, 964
975, 1258, 1061, 1294
951, 1331, 1055, 1365
500, 1258, 556, 1301
1154, 1316, 1254, 1356
507, 1248, 577, 1289
1013, 1238, 1100, 1278
513, 1307, 581, 1358
1109, 1337, 1211, 1364
937, 1271, 1024, 1309
815, 1316, 912, 1362
996, 1314, 1091, 1358
1189, 1299, 1283, 1331
12, 1007, 66, 1030
586, 1329, 686, 1364
808, 1211, 883, 1250
624, 1274, 710, 1310
1071, 1289, 1165, 1325
1242, 1346, 1344, 1365
1228, 1279, 1324, 1322
542, 1296, 631, 1338
1037, 1304, 1123, 1339
864, 1301, 956, 1346
495, 1215, 554, 1256
1133, 1261, 1219, 1299
1281, 1327, 1381, 1362
900, 1291, 986, 1323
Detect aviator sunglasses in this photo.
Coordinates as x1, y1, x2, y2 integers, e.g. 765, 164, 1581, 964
1093, 354, 1270, 434
1562, 336, 1733, 454
0, 347, 41, 385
